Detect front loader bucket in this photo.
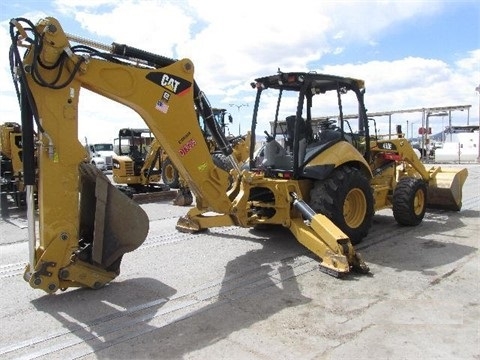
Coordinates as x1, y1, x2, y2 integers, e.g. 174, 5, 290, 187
79, 163, 149, 273
427, 167, 468, 211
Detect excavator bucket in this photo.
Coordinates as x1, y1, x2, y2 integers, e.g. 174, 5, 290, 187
426, 167, 468, 211
79, 163, 149, 273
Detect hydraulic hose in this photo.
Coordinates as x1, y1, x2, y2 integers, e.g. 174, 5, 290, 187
20, 81, 35, 185
111, 43, 176, 68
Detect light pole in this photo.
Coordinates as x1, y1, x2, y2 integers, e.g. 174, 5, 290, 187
229, 103, 248, 111
441, 115, 444, 142
410, 121, 416, 143
229, 104, 249, 135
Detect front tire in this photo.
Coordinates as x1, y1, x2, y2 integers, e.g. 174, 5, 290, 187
393, 177, 427, 226
309, 166, 374, 245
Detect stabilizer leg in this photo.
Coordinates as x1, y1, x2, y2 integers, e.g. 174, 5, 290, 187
289, 193, 369, 276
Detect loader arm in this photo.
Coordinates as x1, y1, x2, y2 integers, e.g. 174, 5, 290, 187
373, 139, 431, 179
373, 138, 468, 210
139, 139, 162, 185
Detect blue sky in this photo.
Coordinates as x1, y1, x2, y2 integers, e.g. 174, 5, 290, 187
1, 0, 479, 143
327, 3, 478, 63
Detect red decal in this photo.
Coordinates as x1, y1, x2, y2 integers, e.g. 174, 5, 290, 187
179, 138, 197, 156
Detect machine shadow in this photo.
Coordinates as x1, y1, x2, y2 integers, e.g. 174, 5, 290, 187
30, 205, 475, 357
359, 208, 478, 274
31, 226, 312, 359
31, 277, 177, 355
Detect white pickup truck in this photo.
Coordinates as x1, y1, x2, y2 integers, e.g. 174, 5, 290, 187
85, 143, 115, 171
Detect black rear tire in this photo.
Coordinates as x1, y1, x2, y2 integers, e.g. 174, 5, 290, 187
309, 166, 374, 245
212, 153, 233, 172
212, 153, 234, 189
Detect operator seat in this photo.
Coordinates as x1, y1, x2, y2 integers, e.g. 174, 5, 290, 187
286, 115, 307, 166
130, 145, 144, 175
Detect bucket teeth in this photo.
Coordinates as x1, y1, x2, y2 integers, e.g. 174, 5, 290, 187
176, 215, 201, 233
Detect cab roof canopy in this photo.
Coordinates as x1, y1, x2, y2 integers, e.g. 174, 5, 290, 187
253, 72, 365, 93
118, 128, 151, 137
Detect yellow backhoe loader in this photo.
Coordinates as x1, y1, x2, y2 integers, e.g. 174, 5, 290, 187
0, 122, 37, 215
111, 127, 176, 203
8, 17, 466, 294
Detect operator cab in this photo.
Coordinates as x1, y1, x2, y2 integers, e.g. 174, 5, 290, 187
116, 128, 154, 174
249, 71, 370, 180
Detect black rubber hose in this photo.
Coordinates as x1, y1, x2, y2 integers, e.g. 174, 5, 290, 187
194, 84, 232, 157
20, 80, 36, 185
111, 43, 176, 68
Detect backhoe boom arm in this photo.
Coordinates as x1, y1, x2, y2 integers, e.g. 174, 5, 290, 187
10, 17, 233, 293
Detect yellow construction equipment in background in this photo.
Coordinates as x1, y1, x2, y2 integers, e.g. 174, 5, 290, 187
0, 122, 37, 214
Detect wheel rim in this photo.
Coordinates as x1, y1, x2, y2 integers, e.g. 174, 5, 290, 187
413, 188, 425, 216
343, 188, 367, 229
165, 164, 175, 182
